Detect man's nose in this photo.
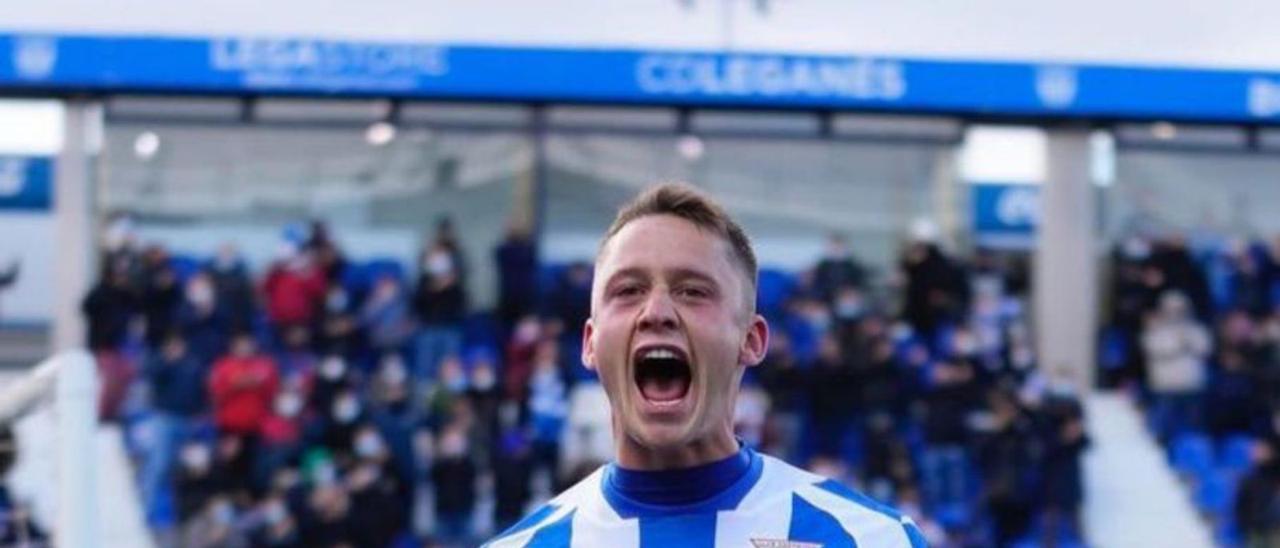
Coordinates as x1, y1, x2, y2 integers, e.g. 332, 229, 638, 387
637, 289, 679, 331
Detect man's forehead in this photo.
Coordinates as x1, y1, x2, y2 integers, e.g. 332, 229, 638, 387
595, 215, 735, 276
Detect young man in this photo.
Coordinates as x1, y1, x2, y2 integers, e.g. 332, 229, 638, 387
486, 184, 926, 547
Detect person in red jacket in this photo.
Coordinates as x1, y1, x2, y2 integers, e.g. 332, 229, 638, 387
262, 247, 327, 335
209, 333, 280, 436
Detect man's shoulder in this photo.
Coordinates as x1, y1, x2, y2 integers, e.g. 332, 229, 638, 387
750, 455, 928, 547
482, 466, 607, 548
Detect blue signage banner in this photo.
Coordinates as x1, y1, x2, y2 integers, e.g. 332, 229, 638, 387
971, 183, 1040, 248
0, 156, 53, 212
2, 32, 1280, 123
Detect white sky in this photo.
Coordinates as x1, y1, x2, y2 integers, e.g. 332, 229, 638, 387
4, 0, 1280, 70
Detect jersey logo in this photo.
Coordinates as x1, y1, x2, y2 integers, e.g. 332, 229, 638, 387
750, 539, 822, 548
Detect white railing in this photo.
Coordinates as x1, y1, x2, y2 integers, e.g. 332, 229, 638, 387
0, 350, 100, 548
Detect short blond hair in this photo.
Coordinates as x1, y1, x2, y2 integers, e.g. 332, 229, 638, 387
599, 183, 758, 310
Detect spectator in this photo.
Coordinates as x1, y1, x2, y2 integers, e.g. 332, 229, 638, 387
1149, 235, 1213, 321
431, 423, 477, 546
358, 274, 415, 355
140, 332, 208, 518
174, 442, 223, 525
209, 333, 280, 495
181, 495, 248, 548
208, 244, 257, 331
808, 333, 858, 460
298, 483, 355, 548
900, 239, 970, 347
412, 240, 467, 383
177, 273, 232, 366
140, 245, 182, 349
527, 341, 567, 489
1235, 438, 1280, 547
82, 261, 138, 352
814, 233, 868, 303
1039, 385, 1090, 547
1142, 291, 1211, 443
494, 221, 538, 334
263, 246, 327, 337
502, 315, 542, 402
921, 358, 980, 510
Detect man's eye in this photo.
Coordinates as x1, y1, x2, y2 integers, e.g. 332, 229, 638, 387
614, 285, 642, 297
678, 286, 710, 299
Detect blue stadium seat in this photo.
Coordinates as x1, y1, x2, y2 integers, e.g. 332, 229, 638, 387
933, 502, 971, 530
168, 254, 204, 282
1194, 470, 1239, 517
363, 258, 406, 286
1171, 432, 1215, 479
756, 268, 795, 316
1220, 435, 1257, 472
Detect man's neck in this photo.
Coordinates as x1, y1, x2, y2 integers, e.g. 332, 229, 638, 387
615, 429, 739, 471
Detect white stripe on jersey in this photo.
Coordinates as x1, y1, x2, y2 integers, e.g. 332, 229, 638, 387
712, 455, 818, 548
796, 482, 914, 548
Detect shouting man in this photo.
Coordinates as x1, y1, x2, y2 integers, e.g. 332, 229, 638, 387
486, 183, 926, 547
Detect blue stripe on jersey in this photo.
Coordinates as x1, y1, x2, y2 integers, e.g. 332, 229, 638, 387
526, 509, 575, 547
639, 513, 717, 548
788, 492, 857, 548
904, 519, 929, 548
491, 503, 559, 541
816, 479, 928, 547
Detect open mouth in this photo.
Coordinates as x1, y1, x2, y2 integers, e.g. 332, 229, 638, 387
633, 345, 692, 404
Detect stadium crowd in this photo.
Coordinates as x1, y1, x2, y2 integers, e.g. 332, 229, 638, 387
76, 217, 1089, 548
1102, 234, 1280, 547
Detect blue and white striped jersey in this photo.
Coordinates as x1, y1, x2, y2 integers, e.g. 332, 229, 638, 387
484, 447, 928, 547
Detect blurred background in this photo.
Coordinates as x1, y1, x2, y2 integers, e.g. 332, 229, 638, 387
1, 1, 1280, 546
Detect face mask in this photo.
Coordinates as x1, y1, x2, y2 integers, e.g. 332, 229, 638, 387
187, 282, 214, 307
444, 375, 467, 393
426, 252, 454, 277
835, 299, 864, 320
472, 369, 495, 390
181, 445, 211, 472
381, 360, 407, 386
355, 431, 385, 458
333, 397, 360, 423
320, 358, 346, 381
212, 501, 235, 526
275, 393, 303, 418
440, 433, 466, 457
263, 500, 288, 526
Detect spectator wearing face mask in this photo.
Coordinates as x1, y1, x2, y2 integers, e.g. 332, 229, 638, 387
174, 442, 223, 525
310, 355, 351, 418
255, 389, 308, 493
298, 483, 356, 548
465, 355, 501, 466
347, 429, 408, 548
177, 272, 232, 366
1142, 291, 1211, 443
249, 494, 300, 548
413, 238, 468, 385
315, 390, 364, 464
182, 495, 248, 548
430, 423, 476, 546
814, 233, 868, 304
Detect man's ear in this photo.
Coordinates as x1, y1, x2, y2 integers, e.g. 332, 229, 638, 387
739, 314, 770, 367
581, 318, 597, 371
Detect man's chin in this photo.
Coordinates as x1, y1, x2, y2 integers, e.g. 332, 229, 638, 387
627, 419, 695, 452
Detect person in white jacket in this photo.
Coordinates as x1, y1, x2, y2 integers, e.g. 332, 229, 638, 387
1141, 291, 1211, 443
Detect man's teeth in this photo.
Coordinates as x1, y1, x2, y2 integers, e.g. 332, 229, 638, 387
642, 348, 679, 360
